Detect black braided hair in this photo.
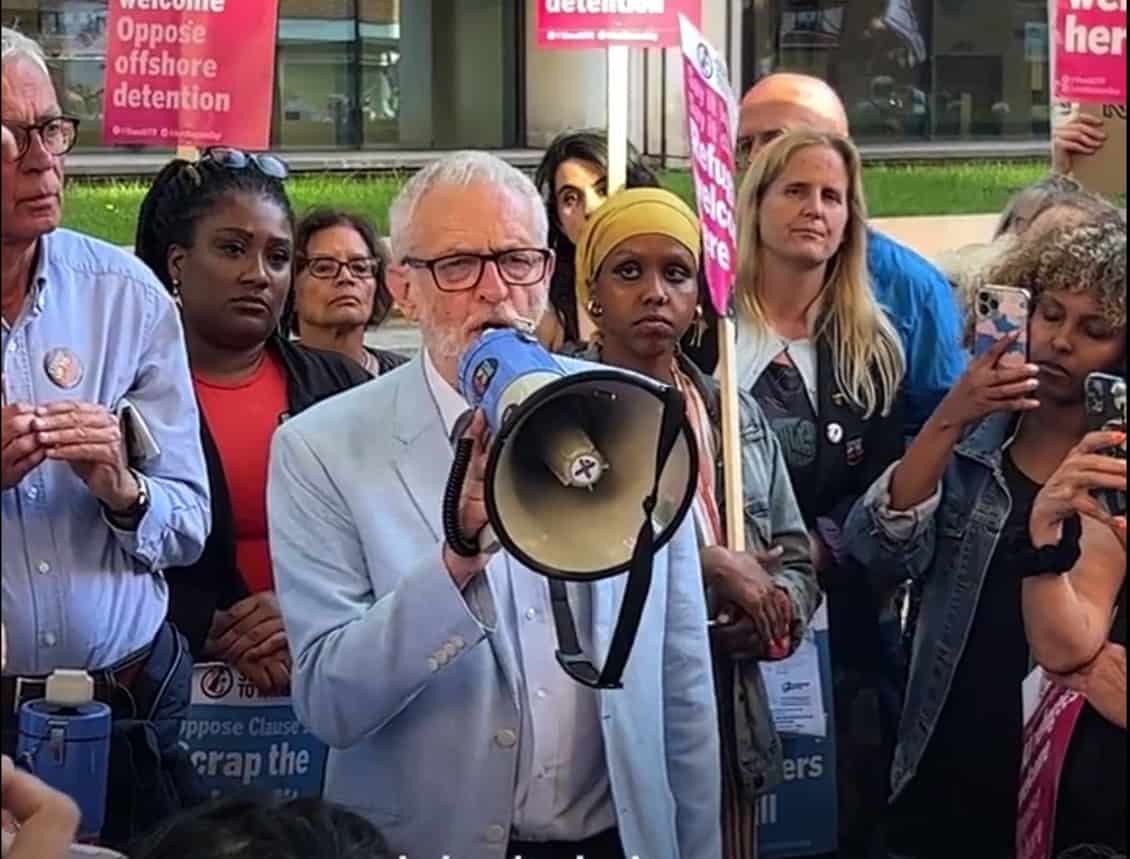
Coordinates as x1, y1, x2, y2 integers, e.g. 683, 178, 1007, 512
134, 157, 295, 297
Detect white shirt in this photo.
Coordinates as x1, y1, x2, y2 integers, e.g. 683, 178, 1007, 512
735, 316, 820, 412
423, 350, 617, 842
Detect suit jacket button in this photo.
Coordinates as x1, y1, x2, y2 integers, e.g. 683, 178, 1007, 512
427, 657, 440, 673
443, 642, 458, 658
451, 635, 466, 650
486, 824, 507, 843
495, 728, 517, 748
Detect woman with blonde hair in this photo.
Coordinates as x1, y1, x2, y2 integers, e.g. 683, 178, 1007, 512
733, 129, 907, 855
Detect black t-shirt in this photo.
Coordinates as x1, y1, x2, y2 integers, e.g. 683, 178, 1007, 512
890, 451, 1039, 858
1052, 588, 1127, 857
751, 358, 822, 523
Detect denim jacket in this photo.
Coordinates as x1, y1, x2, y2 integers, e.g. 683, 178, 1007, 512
843, 412, 1016, 799
680, 355, 823, 797
573, 345, 822, 796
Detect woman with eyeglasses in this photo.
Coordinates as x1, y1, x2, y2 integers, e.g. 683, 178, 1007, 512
291, 209, 407, 377
134, 148, 370, 695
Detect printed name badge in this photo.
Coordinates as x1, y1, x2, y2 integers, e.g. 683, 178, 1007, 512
178, 663, 328, 801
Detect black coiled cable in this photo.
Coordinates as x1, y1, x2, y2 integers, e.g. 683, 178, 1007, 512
443, 436, 481, 558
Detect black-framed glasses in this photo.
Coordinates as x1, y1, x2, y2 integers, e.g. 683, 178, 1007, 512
200, 146, 289, 180
300, 256, 381, 280
402, 248, 552, 293
2, 116, 80, 161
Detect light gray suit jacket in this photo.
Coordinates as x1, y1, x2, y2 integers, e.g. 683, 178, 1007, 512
267, 355, 722, 859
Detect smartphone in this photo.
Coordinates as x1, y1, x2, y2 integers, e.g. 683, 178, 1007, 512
974, 285, 1031, 362
1085, 372, 1127, 517
117, 399, 162, 466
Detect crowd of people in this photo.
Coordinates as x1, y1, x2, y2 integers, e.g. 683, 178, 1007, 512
2, 23, 1126, 859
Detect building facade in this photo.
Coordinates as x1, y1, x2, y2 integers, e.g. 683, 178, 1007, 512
2, 0, 1054, 158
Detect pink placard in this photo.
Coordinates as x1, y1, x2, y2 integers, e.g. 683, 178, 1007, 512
102, 0, 279, 149
680, 16, 737, 317
1053, 0, 1127, 104
1017, 677, 1086, 859
538, 0, 702, 50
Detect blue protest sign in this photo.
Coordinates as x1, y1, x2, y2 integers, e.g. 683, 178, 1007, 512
178, 663, 328, 801
759, 605, 839, 858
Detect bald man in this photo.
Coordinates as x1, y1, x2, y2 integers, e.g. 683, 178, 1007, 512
737, 73, 967, 436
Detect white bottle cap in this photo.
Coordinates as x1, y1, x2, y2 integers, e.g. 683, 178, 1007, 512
45, 670, 94, 707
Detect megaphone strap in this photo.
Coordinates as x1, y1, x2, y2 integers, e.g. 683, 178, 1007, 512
552, 385, 689, 690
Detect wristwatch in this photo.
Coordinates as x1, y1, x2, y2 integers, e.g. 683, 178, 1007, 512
1019, 514, 1083, 578
104, 469, 151, 531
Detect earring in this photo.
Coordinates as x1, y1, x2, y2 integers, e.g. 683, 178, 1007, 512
585, 297, 604, 319
171, 279, 183, 307
689, 304, 707, 349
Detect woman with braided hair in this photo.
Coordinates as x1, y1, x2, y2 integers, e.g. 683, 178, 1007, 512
134, 148, 369, 694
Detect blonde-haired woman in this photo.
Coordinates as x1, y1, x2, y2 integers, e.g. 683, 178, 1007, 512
733, 129, 906, 856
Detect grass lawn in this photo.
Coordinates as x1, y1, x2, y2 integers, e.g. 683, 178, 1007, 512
64, 160, 1059, 247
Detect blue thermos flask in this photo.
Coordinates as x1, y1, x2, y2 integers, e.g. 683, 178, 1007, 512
16, 670, 112, 840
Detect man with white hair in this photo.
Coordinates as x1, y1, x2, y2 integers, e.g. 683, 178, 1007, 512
1, 26, 208, 846
267, 151, 721, 859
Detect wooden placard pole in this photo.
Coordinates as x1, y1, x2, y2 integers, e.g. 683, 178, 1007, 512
578, 45, 632, 343
606, 44, 630, 193
718, 315, 744, 552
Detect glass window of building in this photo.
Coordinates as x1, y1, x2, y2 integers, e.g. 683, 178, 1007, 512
3, 0, 110, 149
3, 0, 521, 152
742, 0, 1051, 142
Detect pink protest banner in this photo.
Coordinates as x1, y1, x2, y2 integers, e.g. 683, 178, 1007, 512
1053, 0, 1127, 104
1017, 675, 1086, 859
679, 15, 737, 317
102, 0, 279, 149
538, 0, 701, 50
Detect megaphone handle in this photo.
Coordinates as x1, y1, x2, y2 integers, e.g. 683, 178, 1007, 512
443, 437, 482, 558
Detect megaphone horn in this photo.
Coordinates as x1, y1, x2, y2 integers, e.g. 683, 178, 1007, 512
442, 327, 699, 689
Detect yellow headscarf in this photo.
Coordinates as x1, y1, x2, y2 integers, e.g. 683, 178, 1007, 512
574, 188, 702, 315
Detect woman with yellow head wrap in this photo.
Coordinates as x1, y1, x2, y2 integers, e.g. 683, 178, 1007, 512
574, 188, 820, 859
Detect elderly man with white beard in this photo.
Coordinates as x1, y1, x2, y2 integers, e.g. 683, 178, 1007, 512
266, 151, 722, 859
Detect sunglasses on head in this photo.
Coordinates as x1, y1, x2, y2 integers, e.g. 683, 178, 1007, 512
199, 146, 289, 180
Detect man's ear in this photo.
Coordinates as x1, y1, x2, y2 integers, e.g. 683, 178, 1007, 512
385, 264, 419, 322
543, 248, 557, 286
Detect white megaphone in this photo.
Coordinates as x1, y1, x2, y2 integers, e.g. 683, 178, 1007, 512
443, 326, 699, 689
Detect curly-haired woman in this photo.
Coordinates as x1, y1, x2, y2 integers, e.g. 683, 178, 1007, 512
845, 213, 1126, 859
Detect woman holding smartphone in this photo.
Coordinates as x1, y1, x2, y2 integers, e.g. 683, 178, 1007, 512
1025, 415, 1126, 858
844, 214, 1126, 859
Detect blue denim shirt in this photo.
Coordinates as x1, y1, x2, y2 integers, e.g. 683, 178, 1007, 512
867, 229, 967, 435
1, 229, 210, 675
843, 412, 1015, 799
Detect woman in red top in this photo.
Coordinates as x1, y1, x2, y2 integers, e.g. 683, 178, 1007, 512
134, 149, 369, 695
